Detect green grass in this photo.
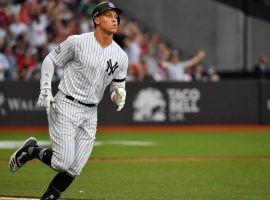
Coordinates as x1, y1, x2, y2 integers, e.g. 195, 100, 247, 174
0, 130, 270, 199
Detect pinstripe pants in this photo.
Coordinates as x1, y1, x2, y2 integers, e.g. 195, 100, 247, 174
48, 91, 97, 176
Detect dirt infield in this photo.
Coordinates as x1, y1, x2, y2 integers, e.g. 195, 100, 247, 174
73, 156, 270, 162
0, 197, 95, 200
98, 125, 270, 133
0, 125, 270, 133
87, 156, 270, 162
0, 198, 38, 200
1, 156, 270, 164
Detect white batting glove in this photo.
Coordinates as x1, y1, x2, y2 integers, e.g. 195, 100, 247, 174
111, 87, 126, 112
37, 88, 55, 114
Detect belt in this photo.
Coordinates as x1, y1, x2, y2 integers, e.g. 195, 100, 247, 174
65, 95, 96, 107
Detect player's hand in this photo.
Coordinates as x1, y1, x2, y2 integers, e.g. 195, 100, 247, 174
112, 87, 126, 112
37, 89, 55, 114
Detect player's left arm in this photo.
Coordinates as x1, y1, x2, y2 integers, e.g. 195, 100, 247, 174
110, 53, 128, 111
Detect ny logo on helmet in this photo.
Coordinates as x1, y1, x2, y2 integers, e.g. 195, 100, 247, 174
106, 59, 118, 76
108, 2, 115, 8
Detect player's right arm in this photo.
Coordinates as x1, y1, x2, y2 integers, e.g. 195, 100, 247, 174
37, 55, 56, 114
37, 35, 77, 114
48, 35, 77, 68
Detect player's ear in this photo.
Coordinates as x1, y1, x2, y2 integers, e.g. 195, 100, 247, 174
94, 16, 101, 26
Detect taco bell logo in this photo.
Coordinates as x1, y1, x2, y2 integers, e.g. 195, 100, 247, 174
167, 88, 200, 121
133, 88, 166, 122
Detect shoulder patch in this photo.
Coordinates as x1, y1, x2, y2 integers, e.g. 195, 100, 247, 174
55, 45, 61, 54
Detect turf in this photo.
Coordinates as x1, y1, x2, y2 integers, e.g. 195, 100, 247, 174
0, 129, 270, 199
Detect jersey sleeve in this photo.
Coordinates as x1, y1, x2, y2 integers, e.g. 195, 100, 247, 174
110, 52, 129, 92
48, 35, 77, 67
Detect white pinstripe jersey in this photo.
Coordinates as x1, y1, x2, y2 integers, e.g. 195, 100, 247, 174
49, 32, 128, 104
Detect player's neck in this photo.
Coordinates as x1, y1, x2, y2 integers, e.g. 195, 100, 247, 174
94, 29, 113, 48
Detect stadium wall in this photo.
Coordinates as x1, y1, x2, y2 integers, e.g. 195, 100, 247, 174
0, 81, 269, 125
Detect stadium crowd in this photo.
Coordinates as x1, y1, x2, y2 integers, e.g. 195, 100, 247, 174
0, 0, 220, 82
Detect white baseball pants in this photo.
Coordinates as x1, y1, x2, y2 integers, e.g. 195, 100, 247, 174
48, 91, 97, 176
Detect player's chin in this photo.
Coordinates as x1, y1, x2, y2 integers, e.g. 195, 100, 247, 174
111, 26, 118, 33
111, 28, 118, 34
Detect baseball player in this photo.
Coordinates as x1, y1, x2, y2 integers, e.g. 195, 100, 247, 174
8, 2, 128, 199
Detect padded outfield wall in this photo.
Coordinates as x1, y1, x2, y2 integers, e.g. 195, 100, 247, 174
0, 81, 269, 125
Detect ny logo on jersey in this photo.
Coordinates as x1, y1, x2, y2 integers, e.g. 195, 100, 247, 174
106, 59, 119, 76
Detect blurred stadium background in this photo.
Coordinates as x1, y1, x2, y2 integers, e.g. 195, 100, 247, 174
0, 0, 270, 199
0, 0, 270, 125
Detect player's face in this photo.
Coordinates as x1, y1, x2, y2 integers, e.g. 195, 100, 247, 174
97, 10, 119, 34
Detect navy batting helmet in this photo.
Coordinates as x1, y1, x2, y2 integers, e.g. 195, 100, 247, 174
92, 1, 122, 26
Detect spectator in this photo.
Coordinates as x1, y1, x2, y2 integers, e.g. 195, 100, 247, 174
0, 0, 213, 83
153, 59, 168, 81
14, 34, 29, 77
253, 54, 269, 79
18, 1, 31, 25
9, 14, 29, 39
127, 33, 141, 65
29, 11, 48, 48
80, 15, 92, 33
157, 42, 170, 61
144, 53, 159, 80
139, 32, 149, 58
126, 33, 145, 81
140, 58, 155, 81
162, 50, 206, 82
0, 51, 9, 81
126, 63, 137, 82
148, 34, 160, 59
0, 21, 7, 41
191, 63, 206, 81
3, 43, 17, 80
206, 68, 220, 82
0, 1, 10, 26
17, 50, 37, 80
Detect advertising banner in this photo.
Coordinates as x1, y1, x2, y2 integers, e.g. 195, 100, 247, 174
99, 81, 259, 125
260, 82, 270, 124
0, 81, 46, 125
0, 81, 261, 125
